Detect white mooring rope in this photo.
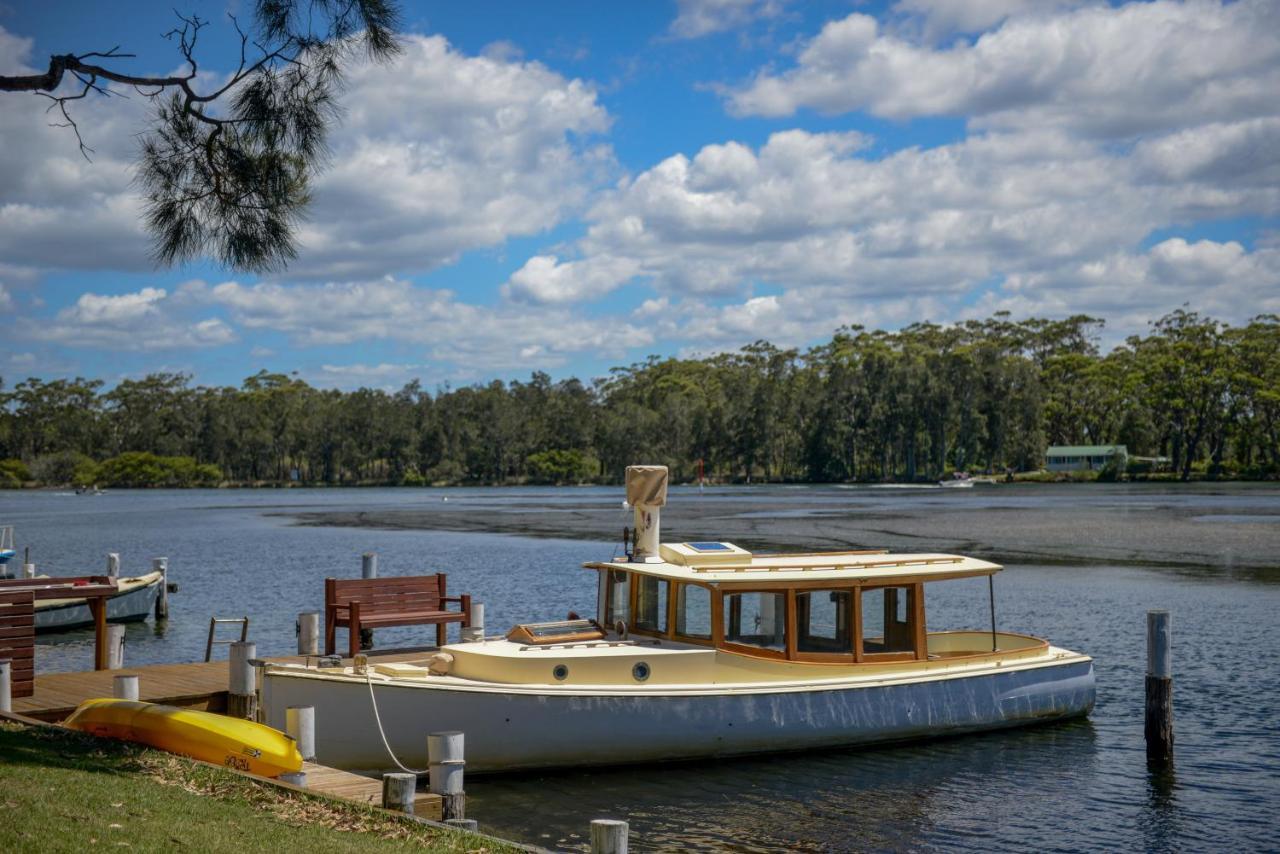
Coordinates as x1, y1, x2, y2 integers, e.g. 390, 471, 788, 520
364, 668, 429, 775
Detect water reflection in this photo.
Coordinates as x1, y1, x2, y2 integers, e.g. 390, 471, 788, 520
469, 721, 1101, 852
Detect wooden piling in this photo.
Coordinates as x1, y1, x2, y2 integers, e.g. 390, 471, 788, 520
106, 553, 120, 579
428, 731, 465, 821
297, 611, 320, 655
106, 625, 126, 670
286, 705, 316, 761
445, 818, 479, 831
0, 659, 10, 714
1145, 609, 1173, 759
590, 819, 629, 854
113, 674, 139, 700
153, 557, 169, 620
381, 772, 416, 814
227, 641, 257, 720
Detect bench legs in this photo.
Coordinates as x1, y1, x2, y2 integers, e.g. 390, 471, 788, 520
325, 608, 336, 656
437, 622, 446, 648
349, 602, 362, 660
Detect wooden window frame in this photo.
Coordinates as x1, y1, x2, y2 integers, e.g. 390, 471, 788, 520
672, 581, 716, 647
628, 572, 671, 638
856, 582, 926, 662
792, 587, 856, 664
718, 588, 791, 661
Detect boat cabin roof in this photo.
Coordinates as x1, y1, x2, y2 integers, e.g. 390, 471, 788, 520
584, 542, 1001, 584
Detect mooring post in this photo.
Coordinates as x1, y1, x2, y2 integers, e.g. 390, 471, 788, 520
0, 659, 11, 714
106, 552, 120, 579
429, 730, 465, 821
113, 674, 139, 701
227, 641, 258, 720
297, 611, 320, 655
153, 557, 169, 620
360, 553, 377, 649
445, 818, 479, 832
381, 772, 416, 814
279, 771, 307, 787
1145, 609, 1173, 759
22, 560, 35, 579
286, 705, 316, 761
590, 819, 629, 854
460, 602, 485, 643
106, 625, 126, 669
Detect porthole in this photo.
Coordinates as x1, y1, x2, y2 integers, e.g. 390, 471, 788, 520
553, 664, 569, 681
632, 662, 651, 682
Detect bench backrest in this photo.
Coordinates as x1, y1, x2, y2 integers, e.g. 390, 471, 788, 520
325, 574, 448, 613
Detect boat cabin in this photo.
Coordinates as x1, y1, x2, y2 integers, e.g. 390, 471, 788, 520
583, 542, 1005, 665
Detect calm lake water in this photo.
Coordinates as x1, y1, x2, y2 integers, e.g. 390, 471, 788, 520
2, 485, 1278, 851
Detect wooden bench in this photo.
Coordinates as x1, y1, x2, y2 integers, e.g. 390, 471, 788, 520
324, 575, 471, 659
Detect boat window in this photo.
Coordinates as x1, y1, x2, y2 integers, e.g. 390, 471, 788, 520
675, 584, 712, 640
723, 591, 786, 652
861, 586, 915, 655
605, 569, 629, 626
796, 589, 852, 654
634, 574, 669, 634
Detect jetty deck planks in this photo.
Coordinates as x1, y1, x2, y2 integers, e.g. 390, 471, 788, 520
302, 761, 443, 820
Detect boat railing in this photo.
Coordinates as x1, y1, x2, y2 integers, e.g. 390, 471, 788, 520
689, 556, 965, 574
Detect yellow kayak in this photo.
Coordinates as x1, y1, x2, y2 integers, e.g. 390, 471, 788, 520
64, 698, 303, 777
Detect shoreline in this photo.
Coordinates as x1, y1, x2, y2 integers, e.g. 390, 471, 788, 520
276, 487, 1280, 574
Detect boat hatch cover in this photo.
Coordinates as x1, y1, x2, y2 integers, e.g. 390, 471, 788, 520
660, 541, 753, 567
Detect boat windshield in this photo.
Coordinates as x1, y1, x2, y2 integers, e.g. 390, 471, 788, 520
675, 584, 712, 639
604, 569, 629, 626
723, 591, 786, 652
796, 589, 852, 654
635, 575, 669, 633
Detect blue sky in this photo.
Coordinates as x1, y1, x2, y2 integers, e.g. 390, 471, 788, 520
1, 0, 1278, 391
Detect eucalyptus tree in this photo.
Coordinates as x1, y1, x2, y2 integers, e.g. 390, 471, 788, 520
0, 1, 402, 272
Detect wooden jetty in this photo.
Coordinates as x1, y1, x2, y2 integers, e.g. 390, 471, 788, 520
4, 647, 444, 820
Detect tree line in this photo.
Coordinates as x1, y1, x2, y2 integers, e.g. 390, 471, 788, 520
1, 310, 1277, 487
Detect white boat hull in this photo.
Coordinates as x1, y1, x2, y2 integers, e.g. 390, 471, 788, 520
262, 658, 1094, 774
34, 574, 161, 632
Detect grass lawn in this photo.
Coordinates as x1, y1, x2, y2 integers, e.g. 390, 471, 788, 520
0, 721, 520, 853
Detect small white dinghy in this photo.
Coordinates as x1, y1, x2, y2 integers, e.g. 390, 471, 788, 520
34, 571, 163, 632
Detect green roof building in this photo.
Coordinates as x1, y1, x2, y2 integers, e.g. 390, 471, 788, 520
1045, 445, 1128, 472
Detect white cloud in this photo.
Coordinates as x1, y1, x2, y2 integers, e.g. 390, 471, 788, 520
0, 284, 12, 312
729, 1, 1280, 141
668, 0, 787, 39
204, 280, 653, 375
37, 288, 236, 350
291, 35, 612, 280
502, 254, 642, 303
892, 0, 1092, 43
310, 362, 426, 390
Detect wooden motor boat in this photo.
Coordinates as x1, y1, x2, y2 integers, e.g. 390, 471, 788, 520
261, 466, 1094, 774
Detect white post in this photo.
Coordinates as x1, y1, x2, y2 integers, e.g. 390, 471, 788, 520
153, 557, 169, 619
0, 659, 11, 714
106, 552, 120, 579
279, 771, 307, 787
460, 602, 485, 643
286, 705, 316, 761
445, 819, 479, 832
113, 674, 139, 701
429, 731, 465, 821
22, 562, 35, 579
227, 641, 257, 720
591, 819, 629, 854
297, 611, 320, 655
361, 553, 378, 579
382, 772, 416, 814
1146, 610, 1173, 759
106, 625, 126, 669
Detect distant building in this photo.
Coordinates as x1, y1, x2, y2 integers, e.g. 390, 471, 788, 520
1045, 445, 1128, 472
